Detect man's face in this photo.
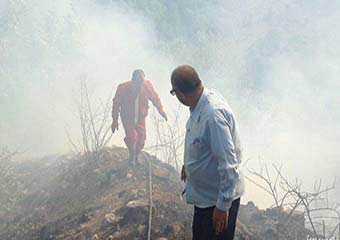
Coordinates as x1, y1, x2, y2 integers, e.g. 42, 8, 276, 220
171, 80, 190, 106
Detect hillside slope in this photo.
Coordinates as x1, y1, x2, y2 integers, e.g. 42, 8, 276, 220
0, 147, 311, 239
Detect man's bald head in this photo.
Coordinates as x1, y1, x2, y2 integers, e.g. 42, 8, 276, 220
171, 65, 202, 94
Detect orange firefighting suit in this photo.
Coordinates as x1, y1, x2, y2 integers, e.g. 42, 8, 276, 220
111, 79, 165, 153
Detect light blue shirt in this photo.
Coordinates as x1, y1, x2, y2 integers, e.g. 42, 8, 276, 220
184, 88, 245, 211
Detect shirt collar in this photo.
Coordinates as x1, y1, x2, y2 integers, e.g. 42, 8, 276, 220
190, 88, 208, 123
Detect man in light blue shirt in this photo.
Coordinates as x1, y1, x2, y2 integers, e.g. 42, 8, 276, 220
170, 65, 245, 240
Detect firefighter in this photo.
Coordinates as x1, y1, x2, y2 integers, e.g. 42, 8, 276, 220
111, 69, 167, 165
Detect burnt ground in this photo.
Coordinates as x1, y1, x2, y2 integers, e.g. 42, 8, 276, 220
0, 147, 312, 240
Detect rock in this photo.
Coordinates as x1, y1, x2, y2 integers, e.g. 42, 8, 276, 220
127, 172, 133, 178
112, 231, 124, 238
104, 213, 116, 223
126, 200, 148, 208
137, 224, 146, 234
172, 223, 181, 235
164, 223, 181, 236
153, 168, 169, 179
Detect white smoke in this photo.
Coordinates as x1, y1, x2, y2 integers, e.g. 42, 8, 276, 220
0, 0, 176, 158
1, 0, 340, 209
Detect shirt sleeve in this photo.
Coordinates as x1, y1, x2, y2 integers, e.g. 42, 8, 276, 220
144, 81, 164, 114
112, 84, 122, 123
207, 109, 241, 211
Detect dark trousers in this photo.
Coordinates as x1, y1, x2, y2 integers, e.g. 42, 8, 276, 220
192, 198, 240, 240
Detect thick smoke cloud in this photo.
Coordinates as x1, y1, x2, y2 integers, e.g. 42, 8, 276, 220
217, 1, 340, 206
0, 0, 175, 158
1, 0, 340, 208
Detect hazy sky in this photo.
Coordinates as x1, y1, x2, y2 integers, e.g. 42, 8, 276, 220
1, 0, 340, 209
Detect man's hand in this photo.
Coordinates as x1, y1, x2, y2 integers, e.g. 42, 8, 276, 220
111, 121, 118, 133
160, 111, 168, 121
181, 165, 186, 182
212, 207, 229, 236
